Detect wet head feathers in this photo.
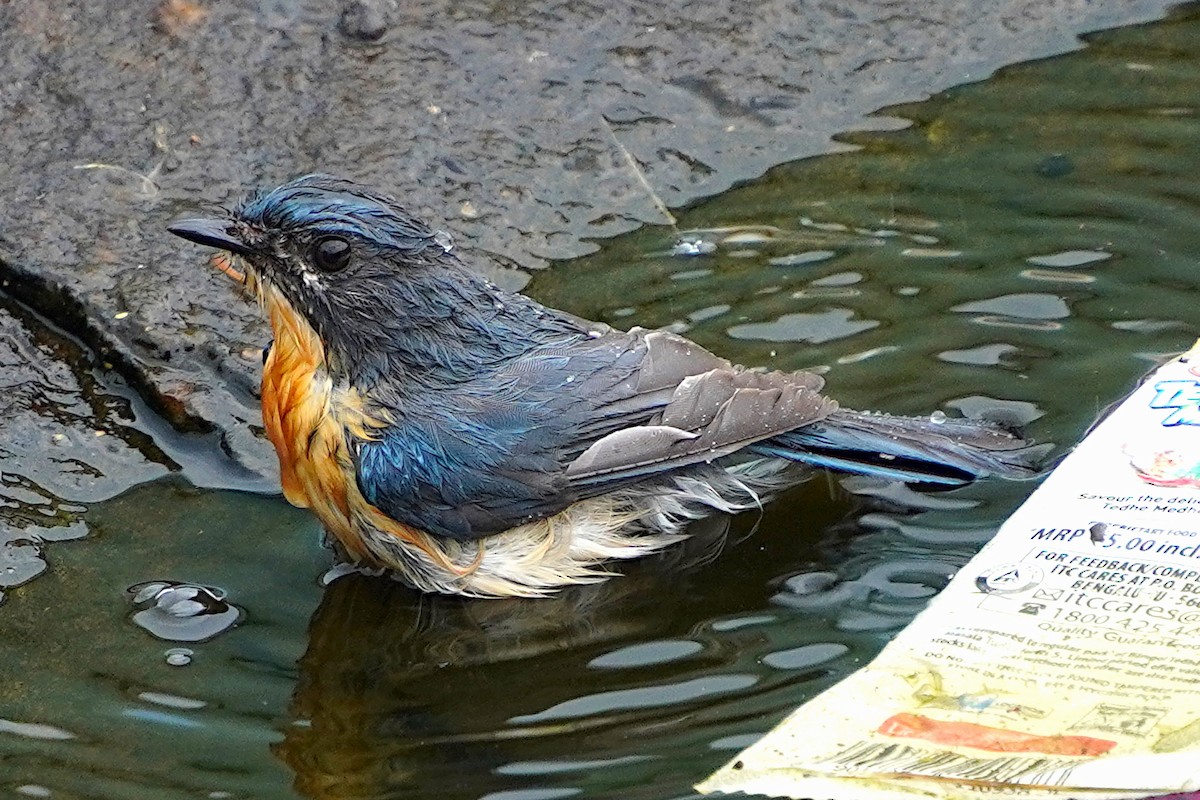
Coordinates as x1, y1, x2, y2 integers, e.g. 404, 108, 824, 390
237, 174, 449, 257
211, 174, 586, 386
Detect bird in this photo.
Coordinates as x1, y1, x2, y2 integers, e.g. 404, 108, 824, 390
168, 174, 1041, 598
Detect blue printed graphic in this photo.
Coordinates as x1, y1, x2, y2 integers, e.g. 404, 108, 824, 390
1149, 380, 1200, 426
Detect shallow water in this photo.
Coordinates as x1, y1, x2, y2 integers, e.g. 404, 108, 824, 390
3, 6, 1200, 800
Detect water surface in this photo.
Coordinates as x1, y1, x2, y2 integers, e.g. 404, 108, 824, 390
3, 6, 1200, 799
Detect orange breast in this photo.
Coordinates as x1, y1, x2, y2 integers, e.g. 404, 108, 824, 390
256, 288, 447, 569
259, 289, 362, 554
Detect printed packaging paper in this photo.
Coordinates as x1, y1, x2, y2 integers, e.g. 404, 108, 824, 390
699, 341, 1200, 800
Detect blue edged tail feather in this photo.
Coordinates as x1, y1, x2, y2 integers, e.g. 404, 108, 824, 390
751, 409, 1046, 486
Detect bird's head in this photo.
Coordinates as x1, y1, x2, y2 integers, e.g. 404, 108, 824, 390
168, 174, 500, 380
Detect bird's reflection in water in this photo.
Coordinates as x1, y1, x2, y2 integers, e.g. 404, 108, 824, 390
274, 479, 864, 799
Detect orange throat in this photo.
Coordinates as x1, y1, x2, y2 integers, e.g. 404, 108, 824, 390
259, 288, 349, 515
257, 286, 440, 567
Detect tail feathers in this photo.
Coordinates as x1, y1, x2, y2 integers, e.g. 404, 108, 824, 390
752, 409, 1048, 485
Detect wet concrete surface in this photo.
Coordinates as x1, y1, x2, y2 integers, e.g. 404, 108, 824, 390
0, 0, 1178, 486
0, 295, 163, 601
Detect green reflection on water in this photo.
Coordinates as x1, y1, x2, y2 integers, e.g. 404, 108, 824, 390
0, 480, 323, 799
533, 7, 1200, 442
5, 6, 1200, 800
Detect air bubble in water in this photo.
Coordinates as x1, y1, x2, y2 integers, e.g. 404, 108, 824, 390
165, 648, 193, 667
128, 580, 241, 642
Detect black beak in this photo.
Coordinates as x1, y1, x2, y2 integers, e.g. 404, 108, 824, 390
167, 217, 256, 257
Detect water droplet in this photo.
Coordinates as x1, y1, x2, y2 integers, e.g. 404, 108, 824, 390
130, 581, 241, 642
929, 410, 947, 424
670, 237, 716, 256
160, 598, 208, 618
165, 648, 193, 667
131, 582, 171, 604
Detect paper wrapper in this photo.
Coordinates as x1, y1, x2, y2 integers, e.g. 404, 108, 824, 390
700, 341, 1200, 800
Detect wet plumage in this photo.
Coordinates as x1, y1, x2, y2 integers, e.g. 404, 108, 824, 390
168, 174, 1042, 597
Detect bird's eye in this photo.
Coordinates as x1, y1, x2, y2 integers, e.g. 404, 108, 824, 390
312, 236, 351, 273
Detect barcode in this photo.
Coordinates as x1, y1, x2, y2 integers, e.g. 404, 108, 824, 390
813, 741, 1083, 786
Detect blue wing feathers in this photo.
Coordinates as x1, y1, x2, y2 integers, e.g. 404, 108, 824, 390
350, 327, 1040, 541
353, 341, 631, 540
